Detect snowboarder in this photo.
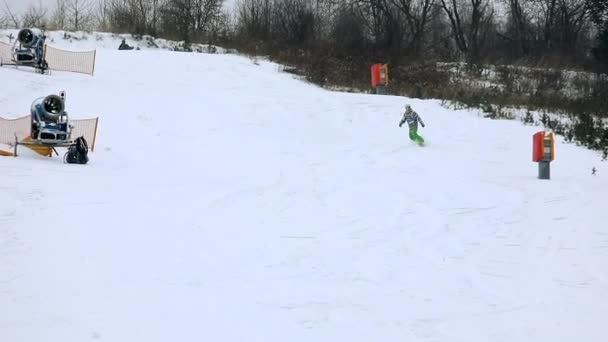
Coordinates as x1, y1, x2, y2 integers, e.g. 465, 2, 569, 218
399, 104, 425, 145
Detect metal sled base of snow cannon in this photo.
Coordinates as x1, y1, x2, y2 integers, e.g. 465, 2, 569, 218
0, 58, 49, 74
13, 134, 72, 157
13, 136, 54, 157
13, 135, 89, 164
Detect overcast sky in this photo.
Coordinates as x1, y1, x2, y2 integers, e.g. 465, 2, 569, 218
2, 0, 237, 14
3, 0, 39, 13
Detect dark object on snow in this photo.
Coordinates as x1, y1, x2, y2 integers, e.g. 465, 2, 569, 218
147, 39, 159, 48
64, 136, 89, 164
592, 167, 597, 175
118, 39, 134, 50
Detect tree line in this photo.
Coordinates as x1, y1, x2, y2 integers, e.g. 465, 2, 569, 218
234, 0, 608, 68
1, 0, 227, 43
1, 0, 607, 68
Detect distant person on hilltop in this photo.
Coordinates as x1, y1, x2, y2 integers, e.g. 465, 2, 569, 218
118, 39, 134, 50
399, 104, 426, 146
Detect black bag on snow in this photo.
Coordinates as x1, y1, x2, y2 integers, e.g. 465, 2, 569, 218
65, 136, 89, 164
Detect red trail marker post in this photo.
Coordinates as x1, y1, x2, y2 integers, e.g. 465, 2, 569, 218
533, 131, 555, 179
371, 63, 389, 94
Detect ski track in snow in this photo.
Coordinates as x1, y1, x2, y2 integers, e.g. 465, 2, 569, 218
1, 35, 608, 342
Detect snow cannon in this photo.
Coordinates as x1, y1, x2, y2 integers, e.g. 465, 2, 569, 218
17, 28, 44, 49
10, 27, 48, 72
10, 91, 91, 164
30, 92, 72, 144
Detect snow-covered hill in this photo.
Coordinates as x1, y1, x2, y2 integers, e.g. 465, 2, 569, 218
1, 33, 607, 342
0, 29, 226, 53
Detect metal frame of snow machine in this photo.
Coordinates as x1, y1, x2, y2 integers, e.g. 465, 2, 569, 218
13, 135, 77, 157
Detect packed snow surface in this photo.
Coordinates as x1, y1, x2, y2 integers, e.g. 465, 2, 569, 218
1, 33, 607, 342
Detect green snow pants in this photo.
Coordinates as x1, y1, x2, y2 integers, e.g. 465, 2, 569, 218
409, 125, 424, 145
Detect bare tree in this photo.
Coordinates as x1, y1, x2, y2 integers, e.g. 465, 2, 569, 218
531, 0, 592, 52
94, 0, 110, 31
440, 0, 495, 62
555, 0, 591, 51
193, 0, 224, 37
51, 0, 68, 30
271, 0, 316, 45
129, 0, 152, 34
150, 0, 163, 35
534, 0, 557, 49
2, 1, 21, 28
236, 0, 272, 40
22, 2, 48, 28
66, 0, 93, 31
104, 0, 164, 34
213, 8, 236, 41
590, 0, 608, 63
309, 0, 342, 41
161, 0, 194, 43
0, 8, 10, 28
352, 0, 395, 48
493, 0, 533, 57
390, 0, 436, 54
330, 2, 367, 51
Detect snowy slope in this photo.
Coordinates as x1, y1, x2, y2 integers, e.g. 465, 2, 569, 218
1, 36, 608, 342
0, 29, 226, 53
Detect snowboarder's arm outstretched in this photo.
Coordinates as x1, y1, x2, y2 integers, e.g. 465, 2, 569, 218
410, 108, 425, 127
417, 113, 425, 127
399, 115, 406, 127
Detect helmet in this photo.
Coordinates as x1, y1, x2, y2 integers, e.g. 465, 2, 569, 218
405, 104, 412, 111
